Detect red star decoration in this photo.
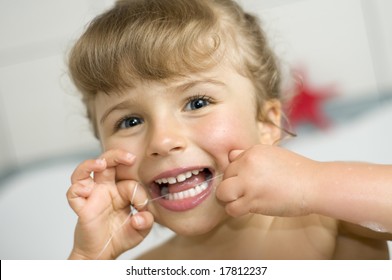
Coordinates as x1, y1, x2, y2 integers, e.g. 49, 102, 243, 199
286, 69, 336, 129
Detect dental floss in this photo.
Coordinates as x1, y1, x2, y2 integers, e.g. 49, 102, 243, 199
130, 182, 138, 205
95, 209, 134, 259
95, 173, 223, 259
147, 173, 224, 203
95, 183, 140, 259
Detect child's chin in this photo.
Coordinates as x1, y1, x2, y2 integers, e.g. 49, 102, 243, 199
171, 225, 215, 237
161, 213, 228, 237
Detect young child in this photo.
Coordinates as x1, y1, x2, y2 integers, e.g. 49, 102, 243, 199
66, 0, 392, 259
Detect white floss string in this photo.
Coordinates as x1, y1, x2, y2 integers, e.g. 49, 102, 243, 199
95, 183, 141, 259
147, 173, 223, 203
95, 174, 223, 259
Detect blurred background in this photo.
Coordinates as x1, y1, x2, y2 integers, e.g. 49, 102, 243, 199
0, 0, 391, 259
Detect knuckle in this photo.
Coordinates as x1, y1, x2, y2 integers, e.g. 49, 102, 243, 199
225, 204, 238, 217
66, 187, 73, 198
66, 185, 78, 199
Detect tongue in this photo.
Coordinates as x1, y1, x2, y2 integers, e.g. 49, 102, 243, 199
168, 172, 208, 193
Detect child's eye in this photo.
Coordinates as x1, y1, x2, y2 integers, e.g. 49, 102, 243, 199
115, 116, 144, 131
184, 95, 212, 111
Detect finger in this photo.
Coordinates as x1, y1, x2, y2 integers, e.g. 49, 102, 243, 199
215, 176, 244, 203
225, 198, 249, 217
130, 211, 154, 232
115, 211, 154, 249
71, 158, 106, 184
67, 182, 93, 199
117, 180, 149, 211
228, 149, 244, 162
93, 166, 117, 185
94, 150, 135, 184
66, 182, 93, 214
99, 149, 135, 167
223, 159, 240, 180
223, 151, 244, 180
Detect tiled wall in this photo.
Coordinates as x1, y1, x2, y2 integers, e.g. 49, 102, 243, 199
0, 0, 110, 176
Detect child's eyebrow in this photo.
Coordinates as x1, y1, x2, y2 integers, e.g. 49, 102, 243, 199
100, 100, 133, 125
174, 78, 225, 92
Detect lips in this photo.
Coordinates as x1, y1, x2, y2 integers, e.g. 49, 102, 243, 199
150, 167, 214, 211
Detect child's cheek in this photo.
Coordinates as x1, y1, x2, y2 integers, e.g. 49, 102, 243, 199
195, 113, 260, 166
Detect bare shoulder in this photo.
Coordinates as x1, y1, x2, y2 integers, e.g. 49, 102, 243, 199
333, 222, 391, 259
263, 215, 338, 259
271, 215, 391, 259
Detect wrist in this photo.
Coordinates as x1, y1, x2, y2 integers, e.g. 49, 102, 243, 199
68, 251, 90, 260
68, 249, 103, 260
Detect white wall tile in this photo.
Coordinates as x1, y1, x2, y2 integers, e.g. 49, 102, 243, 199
241, 0, 379, 97
361, 0, 392, 92
1, 0, 101, 50
0, 54, 99, 166
0, 94, 17, 174
0, 0, 113, 169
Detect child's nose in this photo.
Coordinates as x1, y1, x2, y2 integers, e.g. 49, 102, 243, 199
146, 118, 187, 157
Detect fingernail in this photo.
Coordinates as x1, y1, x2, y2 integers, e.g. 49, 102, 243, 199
126, 153, 136, 161
96, 158, 106, 165
133, 215, 144, 227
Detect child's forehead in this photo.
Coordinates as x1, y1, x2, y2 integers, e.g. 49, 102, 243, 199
154, 68, 229, 91
104, 61, 243, 97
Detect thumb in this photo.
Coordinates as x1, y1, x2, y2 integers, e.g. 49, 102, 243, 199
228, 150, 244, 162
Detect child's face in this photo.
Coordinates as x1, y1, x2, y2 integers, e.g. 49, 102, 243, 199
94, 62, 280, 235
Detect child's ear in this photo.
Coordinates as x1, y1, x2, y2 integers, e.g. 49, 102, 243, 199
257, 99, 282, 145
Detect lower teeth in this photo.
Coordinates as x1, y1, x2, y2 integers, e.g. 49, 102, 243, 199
161, 181, 208, 201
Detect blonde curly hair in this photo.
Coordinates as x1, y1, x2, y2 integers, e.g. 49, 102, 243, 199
68, 0, 282, 136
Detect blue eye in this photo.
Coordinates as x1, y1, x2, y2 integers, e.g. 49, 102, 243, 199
116, 116, 144, 130
185, 95, 212, 111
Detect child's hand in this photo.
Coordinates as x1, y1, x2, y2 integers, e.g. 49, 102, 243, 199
216, 145, 317, 218
66, 149, 154, 260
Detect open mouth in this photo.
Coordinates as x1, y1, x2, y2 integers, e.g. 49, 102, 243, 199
154, 168, 213, 201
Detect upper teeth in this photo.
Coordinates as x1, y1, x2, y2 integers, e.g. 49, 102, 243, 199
155, 168, 204, 185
